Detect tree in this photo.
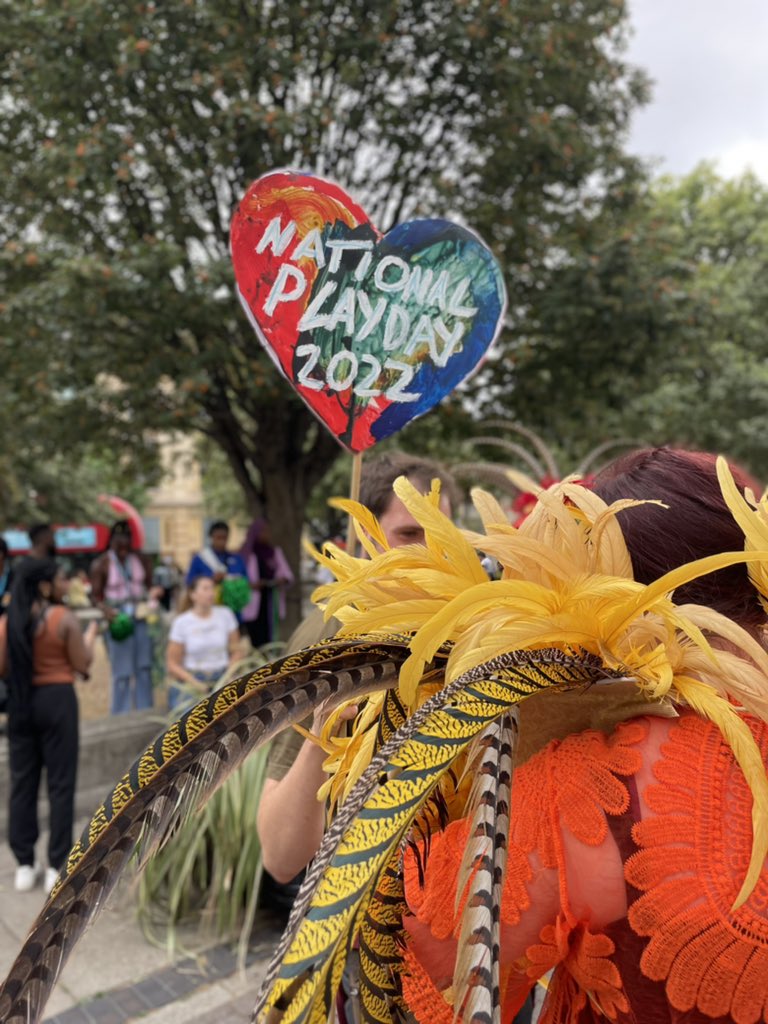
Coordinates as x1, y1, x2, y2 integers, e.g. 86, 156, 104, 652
1, 0, 649, 625
630, 167, 768, 476
0, 310, 158, 524
484, 165, 768, 478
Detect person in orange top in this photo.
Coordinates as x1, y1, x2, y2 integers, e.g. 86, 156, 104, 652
399, 448, 768, 1024
0, 560, 97, 893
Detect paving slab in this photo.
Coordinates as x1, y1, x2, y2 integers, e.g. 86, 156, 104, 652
0, 816, 284, 1023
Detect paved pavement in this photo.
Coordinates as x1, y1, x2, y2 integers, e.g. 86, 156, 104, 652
0, 822, 284, 1023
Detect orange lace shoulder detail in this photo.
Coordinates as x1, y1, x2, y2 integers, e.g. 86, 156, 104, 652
400, 721, 650, 1024
511, 719, 647, 870
626, 713, 768, 1024
511, 721, 647, 1023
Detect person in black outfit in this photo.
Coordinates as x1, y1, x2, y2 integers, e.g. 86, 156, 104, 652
0, 560, 97, 892
0, 537, 12, 731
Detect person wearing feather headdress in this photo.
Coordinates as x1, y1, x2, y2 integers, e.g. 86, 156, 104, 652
8, 446, 768, 1024
381, 448, 768, 1024
258, 452, 459, 891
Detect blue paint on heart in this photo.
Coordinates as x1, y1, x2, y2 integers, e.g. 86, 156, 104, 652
368, 219, 505, 442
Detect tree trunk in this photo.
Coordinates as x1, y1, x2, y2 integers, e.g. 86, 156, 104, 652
259, 463, 310, 636
208, 383, 344, 637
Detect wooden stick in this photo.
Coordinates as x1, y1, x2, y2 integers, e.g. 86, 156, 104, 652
345, 451, 364, 554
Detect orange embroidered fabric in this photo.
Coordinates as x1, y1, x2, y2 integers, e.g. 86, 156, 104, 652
402, 722, 648, 1022
626, 713, 768, 1023
400, 713, 768, 1023
403, 817, 533, 938
509, 720, 647, 866
525, 917, 628, 1022
400, 946, 456, 1024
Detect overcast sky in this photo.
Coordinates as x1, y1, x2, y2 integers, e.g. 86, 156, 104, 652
624, 0, 768, 180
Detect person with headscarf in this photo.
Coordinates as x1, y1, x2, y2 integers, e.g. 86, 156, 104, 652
0, 560, 97, 892
90, 520, 158, 714
239, 518, 293, 649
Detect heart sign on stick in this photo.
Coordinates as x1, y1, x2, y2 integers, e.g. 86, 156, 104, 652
231, 170, 506, 452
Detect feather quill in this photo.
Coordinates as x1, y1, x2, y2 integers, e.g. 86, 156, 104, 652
451, 714, 515, 1024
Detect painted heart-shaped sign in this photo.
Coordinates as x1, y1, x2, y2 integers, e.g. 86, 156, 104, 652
231, 171, 506, 452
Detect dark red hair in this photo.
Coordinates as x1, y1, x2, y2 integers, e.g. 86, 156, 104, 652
592, 447, 765, 628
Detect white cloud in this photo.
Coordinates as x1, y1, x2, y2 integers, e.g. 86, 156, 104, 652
716, 140, 768, 181
625, 0, 768, 180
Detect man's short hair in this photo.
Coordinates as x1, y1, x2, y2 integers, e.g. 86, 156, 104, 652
208, 520, 229, 536
28, 522, 52, 544
359, 452, 460, 518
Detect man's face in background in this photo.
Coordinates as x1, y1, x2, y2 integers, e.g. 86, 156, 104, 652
378, 491, 452, 549
210, 527, 229, 554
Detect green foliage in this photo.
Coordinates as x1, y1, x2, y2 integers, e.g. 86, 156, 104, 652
481, 165, 768, 478
0, 430, 156, 525
138, 746, 269, 959
137, 653, 276, 958
0, 0, 650, 591
197, 438, 250, 526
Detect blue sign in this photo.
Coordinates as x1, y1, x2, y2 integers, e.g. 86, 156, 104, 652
55, 526, 98, 550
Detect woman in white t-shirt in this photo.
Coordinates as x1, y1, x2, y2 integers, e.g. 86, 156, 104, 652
166, 576, 240, 710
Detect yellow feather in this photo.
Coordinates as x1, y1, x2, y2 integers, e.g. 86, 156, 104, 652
505, 467, 544, 495
602, 551, 768, 642
462, 528, 578, 583
328, 496, 389, 557
393, 477, 488, 586
583, 498, 664, 578
470, 487, 510, 529
717, 456, 768, 607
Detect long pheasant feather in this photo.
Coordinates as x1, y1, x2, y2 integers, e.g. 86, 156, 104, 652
452, 714, 516, 1024
491, 717, 514, 1016
452, 720, 504, 1024
251, 649, 618, 1024
0, 637, 422, 1024
358, 852, 408, 1024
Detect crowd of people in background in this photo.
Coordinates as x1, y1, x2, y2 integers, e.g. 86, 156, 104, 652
0, 510, 296, 892
1, 515, 293, 717
0, 461, 450, 899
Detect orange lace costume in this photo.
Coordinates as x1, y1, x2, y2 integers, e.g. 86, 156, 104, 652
401, 711, 768, 1024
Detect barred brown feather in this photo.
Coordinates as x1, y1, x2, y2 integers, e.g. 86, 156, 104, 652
0, 636, 425, 1024
453, 714, 516, 1024
252, 648, 616, 1024
358, 854, 409, 1024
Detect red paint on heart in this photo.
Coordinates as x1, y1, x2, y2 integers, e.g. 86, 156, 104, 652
230, 170, 506, 452
231, 171, 374, 385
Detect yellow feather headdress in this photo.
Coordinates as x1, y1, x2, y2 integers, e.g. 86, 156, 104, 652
7, 456, 768, 1024
310, 460, 768, 908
